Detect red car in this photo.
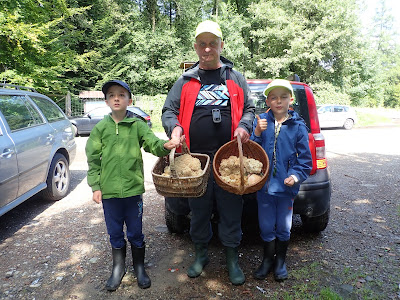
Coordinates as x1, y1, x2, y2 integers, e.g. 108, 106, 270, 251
164, 78, 331, 233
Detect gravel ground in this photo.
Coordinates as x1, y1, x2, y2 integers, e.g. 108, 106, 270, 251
0, 127, 399, 300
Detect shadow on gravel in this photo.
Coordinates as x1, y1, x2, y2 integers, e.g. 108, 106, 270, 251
0, 169, 87, 243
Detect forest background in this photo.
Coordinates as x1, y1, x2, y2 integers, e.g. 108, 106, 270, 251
1, 0, 400, 120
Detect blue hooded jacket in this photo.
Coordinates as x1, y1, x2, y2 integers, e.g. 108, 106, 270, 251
250, 109, 312, 197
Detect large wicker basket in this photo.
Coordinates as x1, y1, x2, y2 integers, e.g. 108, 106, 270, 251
213, 135, 269, 195
152, 141, 210, 197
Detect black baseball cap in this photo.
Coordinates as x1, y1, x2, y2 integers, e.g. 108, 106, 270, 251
102, 80, 131, 97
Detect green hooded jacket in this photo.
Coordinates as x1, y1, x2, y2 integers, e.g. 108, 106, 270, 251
86, 112, 170, 199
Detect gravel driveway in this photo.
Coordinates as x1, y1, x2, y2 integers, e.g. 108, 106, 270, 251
0, 127, 399, 299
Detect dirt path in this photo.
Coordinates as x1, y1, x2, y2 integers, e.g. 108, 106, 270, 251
0, 127, 399, 299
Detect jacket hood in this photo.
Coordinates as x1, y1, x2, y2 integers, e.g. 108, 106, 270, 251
104, 110, 143, 124
182, 56, 234, 80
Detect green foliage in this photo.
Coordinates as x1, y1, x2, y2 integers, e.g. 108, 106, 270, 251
0, 0, 399, 109
311, 81, 351, 106
135, 94, 167, 132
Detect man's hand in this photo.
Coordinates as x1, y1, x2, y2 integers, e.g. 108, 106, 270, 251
254, 115, 267, 136
171, 126, 183, 141
92, 190, 102, 204
234, 127, 250, 143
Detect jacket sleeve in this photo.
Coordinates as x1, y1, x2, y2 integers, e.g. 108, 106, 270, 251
85, 126, 102, 192
290, 124, 312, 184
162, 77, 184, 138
232, 70, 255, 133
137, 121, 171, 157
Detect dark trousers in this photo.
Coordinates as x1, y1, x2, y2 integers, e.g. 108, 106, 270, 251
188, 172, 243, 248
257, 193, 293, 242
102, 195, 144, 248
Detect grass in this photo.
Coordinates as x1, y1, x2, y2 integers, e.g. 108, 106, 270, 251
355, 107, 400, 127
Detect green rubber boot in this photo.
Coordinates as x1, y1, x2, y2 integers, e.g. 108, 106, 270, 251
187, 243, 209, 278
225, 247, 245, 285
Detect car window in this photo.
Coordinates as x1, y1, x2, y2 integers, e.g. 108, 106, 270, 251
248, 82, 311, 130
334, 106, 344, 112
89, 107, 111, 117
30, 96, 66, 122
0, 95, 44, 131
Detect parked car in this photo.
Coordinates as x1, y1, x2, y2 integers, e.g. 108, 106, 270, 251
69, 106, 152, 136
317, 104, 357, 130
0, 84, 76, 217
164, 78, 331, 233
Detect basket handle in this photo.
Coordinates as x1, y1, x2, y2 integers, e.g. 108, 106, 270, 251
237, 135, 245, 193
169, 148, 178, 178
169, 139, 191, 178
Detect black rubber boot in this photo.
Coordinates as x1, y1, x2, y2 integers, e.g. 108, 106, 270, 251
225, 247, 245, 285
187, 243, 209, 278
131, 243, 151, 289
274, 239, 289, 281
254, 240, 275, 280
105, 244, 126, 291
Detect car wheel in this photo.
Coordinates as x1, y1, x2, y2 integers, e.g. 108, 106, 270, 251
165, 202, 190, 234
300, 208, 330, 233
42, 153, 70, 201
343, 119, 354, 130
72, 124, 78, 136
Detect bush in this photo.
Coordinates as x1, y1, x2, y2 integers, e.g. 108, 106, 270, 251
135, 94, 167, 132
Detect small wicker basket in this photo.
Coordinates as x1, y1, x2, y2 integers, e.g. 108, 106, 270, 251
151, 141, 211, 197
213, 135, 269, 195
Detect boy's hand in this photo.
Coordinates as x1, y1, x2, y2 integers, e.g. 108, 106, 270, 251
92, 190, 102, 204
284, 176, 295, 187
255, 115, 267, 136
164, 135, 183, 150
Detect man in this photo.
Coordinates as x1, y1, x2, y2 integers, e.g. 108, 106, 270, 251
161, 20, 255, 285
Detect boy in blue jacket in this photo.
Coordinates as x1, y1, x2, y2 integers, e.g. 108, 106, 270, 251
250, 79, 312, 281
86, 80, 180, 291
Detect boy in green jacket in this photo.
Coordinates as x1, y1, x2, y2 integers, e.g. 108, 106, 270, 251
86, 80, 180, 291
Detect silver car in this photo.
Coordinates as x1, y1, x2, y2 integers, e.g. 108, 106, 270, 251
0, 84, 76, 217
317, 104, 357, 130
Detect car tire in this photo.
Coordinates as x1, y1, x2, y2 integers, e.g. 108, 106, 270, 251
42, 153, 70, 201
343, 119, 354, 130
300, 208, 330, 233
165, 203, 190, 234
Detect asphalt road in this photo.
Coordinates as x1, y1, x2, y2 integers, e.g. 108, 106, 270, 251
0, 126, 399, 299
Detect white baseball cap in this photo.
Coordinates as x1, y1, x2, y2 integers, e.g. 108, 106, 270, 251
263, 79, 294, 97
195, 20, 223, 39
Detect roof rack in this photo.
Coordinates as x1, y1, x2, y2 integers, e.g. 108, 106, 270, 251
0, 83, 37, 93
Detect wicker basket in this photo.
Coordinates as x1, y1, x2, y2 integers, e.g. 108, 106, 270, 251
151, 141, 211, 197
213, 135, 269, 195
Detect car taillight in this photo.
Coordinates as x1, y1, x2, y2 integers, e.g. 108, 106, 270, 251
145, 116, 151, 121
308, 133, 327, 175
314, 133, 327, 170
304, 85, 327, 174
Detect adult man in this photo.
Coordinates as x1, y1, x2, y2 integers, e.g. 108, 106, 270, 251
161, 20, 255, 285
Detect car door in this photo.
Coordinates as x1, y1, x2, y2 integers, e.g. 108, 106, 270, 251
0, 114, 18, 210
318, 105, 335, 127
0, 94, 53, 198
333, 105, 346, 127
